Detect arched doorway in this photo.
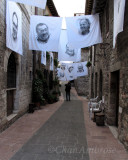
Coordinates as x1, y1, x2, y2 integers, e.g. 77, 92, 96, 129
7, 53, 16, 116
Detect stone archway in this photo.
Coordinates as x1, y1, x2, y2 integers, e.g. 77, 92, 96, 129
5, 50, 21, 116
7, 53, 16, 116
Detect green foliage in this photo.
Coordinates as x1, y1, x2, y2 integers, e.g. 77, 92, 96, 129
54, 58, 59, 67
36, 69, 44, 80
47, 93, 58, 104
53, 78, 59, 86
32, 78, 45, 104
52, 90, 58, 95
46, 52, 50, 60
86, 61, 92, 68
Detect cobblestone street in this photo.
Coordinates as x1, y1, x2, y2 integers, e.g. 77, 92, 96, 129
0, 86, 128, 160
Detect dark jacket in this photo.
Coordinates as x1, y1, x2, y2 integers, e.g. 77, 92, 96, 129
65, 83, 71, 92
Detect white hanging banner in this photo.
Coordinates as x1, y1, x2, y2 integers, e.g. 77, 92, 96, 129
49, 52, 54, 71
58, 30, 81, 62
29, 16, 62, 52
113, 0, 126, 48
60, 62, 67, 71
6, 1, 22, 55
65, 14, 102, 49
65, 63, 77, 81
8, 0, 47, 9
41, 51, 46, 65
57, 68, 67, 81
76, 61, 88, 77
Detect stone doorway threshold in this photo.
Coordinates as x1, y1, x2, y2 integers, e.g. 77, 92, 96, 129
109, 126, 118, 139
7, 113, 17, 121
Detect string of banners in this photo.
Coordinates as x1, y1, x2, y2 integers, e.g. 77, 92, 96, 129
7, 0, 47, 9
56, 62, 88, 81
6, 0, 103, 55
6, 0, 126, 55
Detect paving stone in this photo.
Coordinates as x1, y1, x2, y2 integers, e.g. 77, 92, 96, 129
10, 90, 89, 160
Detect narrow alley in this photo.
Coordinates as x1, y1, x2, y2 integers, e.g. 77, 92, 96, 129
0, 0, 128, 159
0, 85, 128, 160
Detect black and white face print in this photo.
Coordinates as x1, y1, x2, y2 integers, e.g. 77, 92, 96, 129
79, 18, 91, 36
36, 23, 50, 43
50, 56, 53, 66
43, 52, 45, 58
68, 66, 74, 73
77, 64, 84, 72
12, 12, 18, 41
65, 44, 75, 57
118, 0, 121, 13
60, 64, 66, 70
60, 72, 64, 78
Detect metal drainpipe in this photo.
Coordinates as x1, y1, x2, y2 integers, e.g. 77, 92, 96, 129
33, 7, 38, 78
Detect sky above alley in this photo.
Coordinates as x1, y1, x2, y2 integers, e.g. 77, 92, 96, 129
53, 0, 86, 29
53, 0, 86, 17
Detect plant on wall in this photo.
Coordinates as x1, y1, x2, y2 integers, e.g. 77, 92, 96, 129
32, 78, 45, 104
86, 61, 92, 68
46, 52, 50, 60
53, 78, 59, 86
32, 69, 45, 106
54, 58, 59, 67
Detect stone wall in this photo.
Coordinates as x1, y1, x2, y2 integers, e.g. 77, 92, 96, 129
0, 1, 41, 132
88, 0, 128, 150
75, 48, 89, 96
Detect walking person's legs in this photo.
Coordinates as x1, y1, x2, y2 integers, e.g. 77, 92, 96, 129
69, 91, 70, 101
66, 91, 68, 101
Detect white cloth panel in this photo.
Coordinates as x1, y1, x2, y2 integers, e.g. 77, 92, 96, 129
6, 1, 22, 55
113, 0, 126, 48
41, 51, 46, 65
57, 68, 67, 81
60, 62, 67, 71
29, 16, 62, 52
65, 14, 102, 49
65, 63, 77, 81
76, 61, 88, 77
49, 52, 54, 71
8, 0, 47, 9
58, 30, 81, 62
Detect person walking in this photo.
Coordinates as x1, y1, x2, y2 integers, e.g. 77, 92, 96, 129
65, 82, 71, 101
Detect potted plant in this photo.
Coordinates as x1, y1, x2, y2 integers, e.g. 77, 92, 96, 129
32, 78, 45, 108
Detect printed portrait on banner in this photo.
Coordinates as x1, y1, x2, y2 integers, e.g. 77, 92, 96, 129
65, 14, 102, 49
77, 63, 84, 73
65, 44, 75, 57
60, 63, 67, 71
29, 16, 62, 52
41, 51, 46, 65
78, 18, 91, 36
12, 12, 18, 41
58, 30, 81, 62
36, 23, 50, 43
76, 61, 88, 77
6, 1, 22, 55
68, 65, 74, 73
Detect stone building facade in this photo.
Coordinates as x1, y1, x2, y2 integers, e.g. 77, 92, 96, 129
74, 48, 89, 96
0, 0, 58, 132
74, 13, 89, 97
85, 0, 128, 150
